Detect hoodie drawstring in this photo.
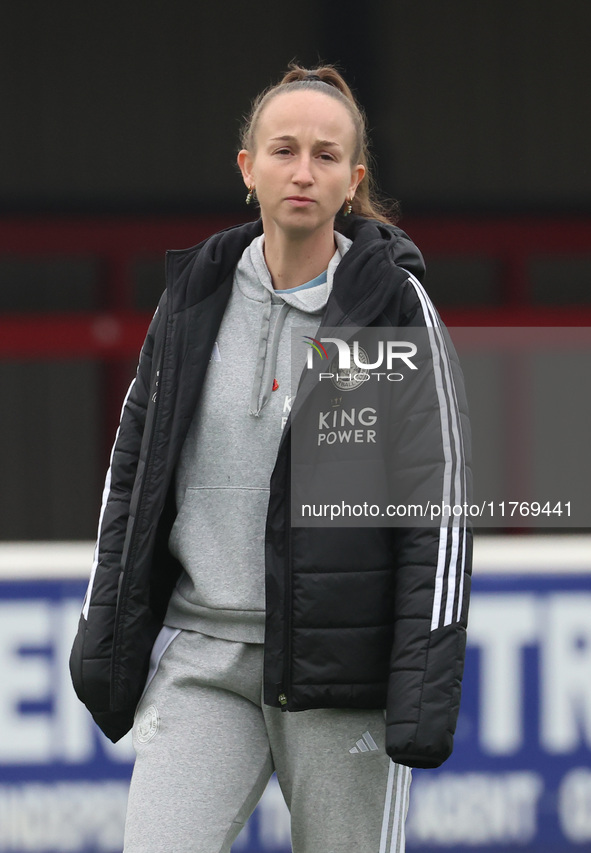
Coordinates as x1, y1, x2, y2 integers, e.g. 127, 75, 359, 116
249, 298, 292, 416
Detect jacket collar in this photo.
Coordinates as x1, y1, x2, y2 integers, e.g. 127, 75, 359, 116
322, 216, 424, 327
166, 219, 264, 313
166, 215, 423, 328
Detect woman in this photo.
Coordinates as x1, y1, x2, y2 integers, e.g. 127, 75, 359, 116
70, 64, 472, 853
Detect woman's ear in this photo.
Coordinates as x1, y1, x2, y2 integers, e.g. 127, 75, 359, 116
349, 163, 366, 197
237, 149, 254, 188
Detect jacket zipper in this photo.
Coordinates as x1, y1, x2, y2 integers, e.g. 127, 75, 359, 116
279, 457, 292, 710
276, 314, 350, 711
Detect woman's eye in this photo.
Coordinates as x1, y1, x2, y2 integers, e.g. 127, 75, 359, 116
275, 148, 292, 156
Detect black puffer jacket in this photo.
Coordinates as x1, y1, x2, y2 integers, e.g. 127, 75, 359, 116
70, 216, 472, 769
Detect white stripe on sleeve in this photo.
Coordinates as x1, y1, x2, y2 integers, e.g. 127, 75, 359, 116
403, 271, 468, 630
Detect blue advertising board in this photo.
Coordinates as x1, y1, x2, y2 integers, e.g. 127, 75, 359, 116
406, 545, 591, 852
1, 538, 590, 852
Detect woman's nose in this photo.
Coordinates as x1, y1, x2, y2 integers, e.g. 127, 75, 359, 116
292, 156, 314, 185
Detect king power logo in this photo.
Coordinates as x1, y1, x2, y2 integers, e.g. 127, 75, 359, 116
303, 336, 418, 371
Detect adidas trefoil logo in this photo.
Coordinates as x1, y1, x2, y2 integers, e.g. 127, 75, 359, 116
349, 730, 379, 754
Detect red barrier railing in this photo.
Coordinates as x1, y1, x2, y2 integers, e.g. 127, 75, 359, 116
2, 216, 591, 358
1, 216, 590, 487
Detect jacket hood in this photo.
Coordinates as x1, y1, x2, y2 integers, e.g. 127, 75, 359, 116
167, 219, 264, 313
323, 216, 426, 328
338, 216, 425, 283
167, 216, 424, 322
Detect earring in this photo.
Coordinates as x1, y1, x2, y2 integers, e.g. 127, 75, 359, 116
246, 185, 255, 205
343, 197, 353, 216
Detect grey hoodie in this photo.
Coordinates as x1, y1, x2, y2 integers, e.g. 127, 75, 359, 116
164, 233, 352, 642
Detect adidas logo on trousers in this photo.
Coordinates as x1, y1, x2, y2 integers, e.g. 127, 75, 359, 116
349, 730, 379, 753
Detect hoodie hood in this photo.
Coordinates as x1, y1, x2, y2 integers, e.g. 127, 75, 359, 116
233, 232, 352, 416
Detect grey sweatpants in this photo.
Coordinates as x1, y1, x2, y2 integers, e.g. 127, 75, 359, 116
124, 628, 411, 853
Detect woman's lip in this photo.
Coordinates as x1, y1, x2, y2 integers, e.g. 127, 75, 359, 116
285, 196, 315, 205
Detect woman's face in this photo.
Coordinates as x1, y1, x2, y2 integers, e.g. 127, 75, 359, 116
238, 90, 365, 241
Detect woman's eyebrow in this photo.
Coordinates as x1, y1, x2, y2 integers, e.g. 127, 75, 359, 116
269, 135, 342, 149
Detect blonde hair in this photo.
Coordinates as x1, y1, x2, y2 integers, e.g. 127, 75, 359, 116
240, 63, 399, 226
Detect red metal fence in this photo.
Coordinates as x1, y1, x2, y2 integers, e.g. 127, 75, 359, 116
1, 216, 591, 360
1, 216, 590, 520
